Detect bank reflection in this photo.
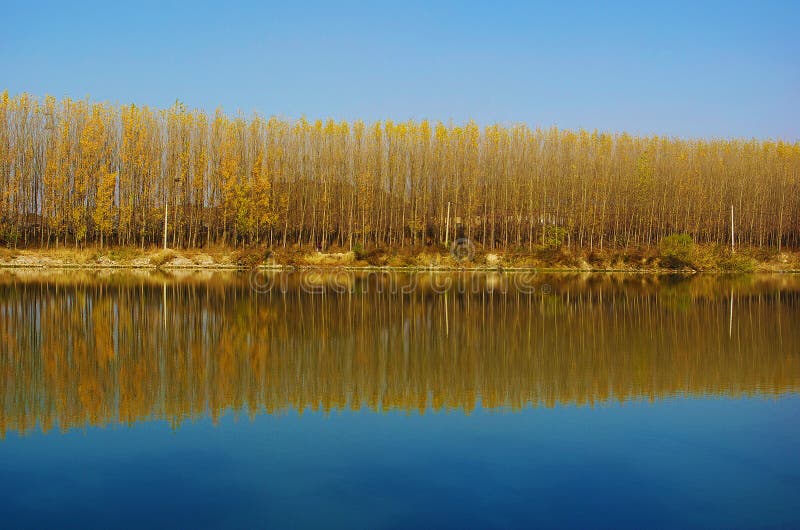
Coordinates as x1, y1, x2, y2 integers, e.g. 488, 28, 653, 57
1, 271, 798, 436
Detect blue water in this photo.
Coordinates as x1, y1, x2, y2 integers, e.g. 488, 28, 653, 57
2, 396, 798, 529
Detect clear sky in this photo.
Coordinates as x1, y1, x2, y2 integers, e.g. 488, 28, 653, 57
2, 0, 798, 139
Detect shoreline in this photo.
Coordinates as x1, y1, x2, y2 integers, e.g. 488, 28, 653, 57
1, 246, 799, 274
1, 267, 798, 275
1, 260, 799, 275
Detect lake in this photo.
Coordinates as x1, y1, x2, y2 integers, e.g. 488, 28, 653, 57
1, 270, 798, 529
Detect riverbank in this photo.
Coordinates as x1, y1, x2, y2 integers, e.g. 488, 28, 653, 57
1, 245, 799, 273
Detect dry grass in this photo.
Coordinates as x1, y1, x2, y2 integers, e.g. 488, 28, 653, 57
302, 251, 356, 266
230, 248, 268, 267
0, 247, 19, 260
149, 249, 177, 267
1, 243, 799, 272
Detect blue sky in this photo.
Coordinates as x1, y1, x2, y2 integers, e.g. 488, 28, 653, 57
1, 0, 798, 139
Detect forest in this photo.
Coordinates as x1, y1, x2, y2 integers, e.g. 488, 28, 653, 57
1, 91, 799, 253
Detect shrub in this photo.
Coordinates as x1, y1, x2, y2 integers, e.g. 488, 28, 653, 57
353, 243, 368, 261
232, 248, 265, 267
149, 249, 177, 267
543, 226, 569, 248
365, 247, 387, 266
718, 254, 756, 273
659, 234, 694, 269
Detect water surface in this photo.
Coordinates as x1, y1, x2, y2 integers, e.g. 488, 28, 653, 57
1, 271, 798, 528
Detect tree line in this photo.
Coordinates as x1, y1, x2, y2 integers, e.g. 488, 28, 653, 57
1, 91, 799, 251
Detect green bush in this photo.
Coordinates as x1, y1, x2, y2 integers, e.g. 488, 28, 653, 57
543, 226, 569, 248
659, 234, 694, 269
718, 254, 756, 273
353, 243, 368, 261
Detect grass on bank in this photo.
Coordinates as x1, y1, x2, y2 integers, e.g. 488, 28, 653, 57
0, 235, 798, 272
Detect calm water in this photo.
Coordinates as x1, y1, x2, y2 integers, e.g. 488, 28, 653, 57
1, 270, 799, 529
